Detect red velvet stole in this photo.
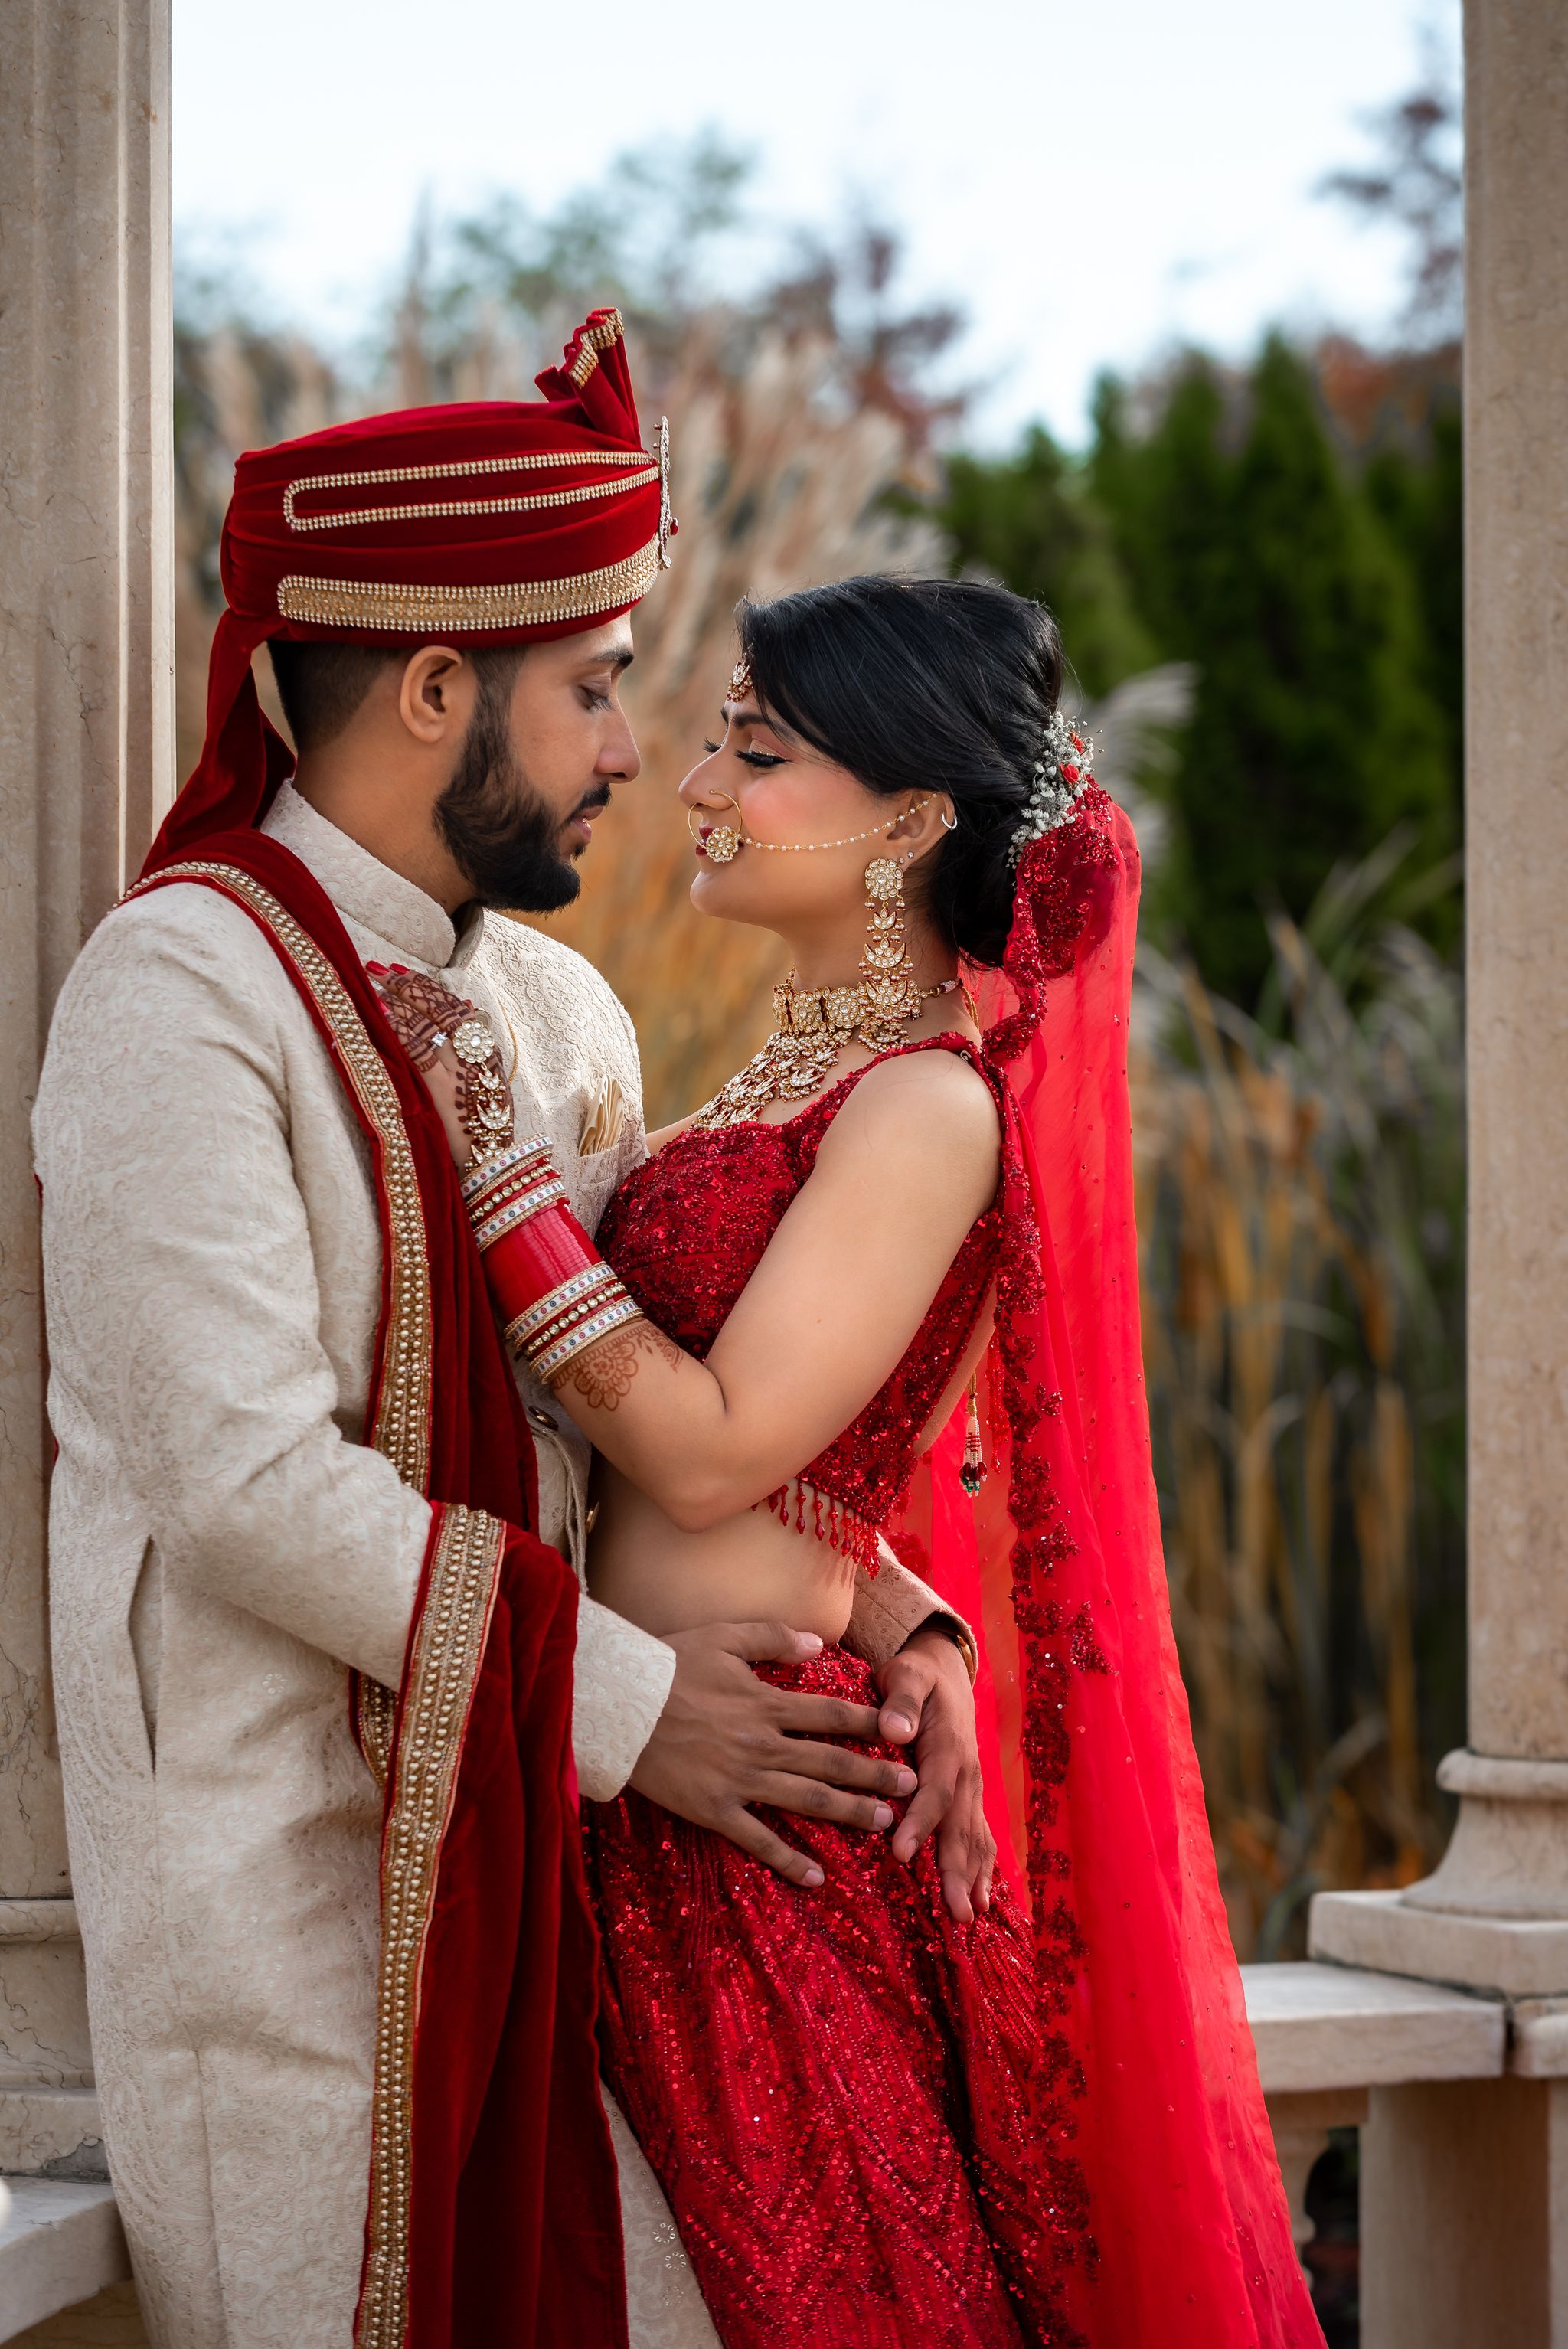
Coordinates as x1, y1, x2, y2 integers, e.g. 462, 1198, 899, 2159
127, 829, 627, 2349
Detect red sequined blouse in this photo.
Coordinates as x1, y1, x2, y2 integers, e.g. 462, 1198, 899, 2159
596, 1037, 1002, 1569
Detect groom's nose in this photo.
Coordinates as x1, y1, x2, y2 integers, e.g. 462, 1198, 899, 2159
599, 706, 641, 783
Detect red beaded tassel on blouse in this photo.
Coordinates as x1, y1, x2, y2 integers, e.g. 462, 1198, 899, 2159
762, 1479, 881, 1571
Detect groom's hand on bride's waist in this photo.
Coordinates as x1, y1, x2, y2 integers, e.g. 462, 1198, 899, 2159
627, 1622, 917, 1891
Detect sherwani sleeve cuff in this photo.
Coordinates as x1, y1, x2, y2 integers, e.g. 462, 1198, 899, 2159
572, 1596, 676, 1802
844, 1553, 978, 1680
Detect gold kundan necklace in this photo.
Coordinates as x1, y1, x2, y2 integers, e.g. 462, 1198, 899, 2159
691, 851, 959, 1131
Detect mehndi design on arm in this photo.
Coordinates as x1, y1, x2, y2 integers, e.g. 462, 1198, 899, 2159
549, 1318, 681, 1413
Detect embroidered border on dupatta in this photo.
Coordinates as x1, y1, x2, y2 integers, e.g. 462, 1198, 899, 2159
124, 860, 512, 2345
357, 1499, 508, 2349
124, 858, 431, 1779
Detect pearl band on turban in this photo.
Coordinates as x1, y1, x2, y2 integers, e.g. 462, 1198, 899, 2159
143, 309, 673, 876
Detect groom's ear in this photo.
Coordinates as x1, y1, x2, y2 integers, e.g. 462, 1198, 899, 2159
396, 645, 473, 748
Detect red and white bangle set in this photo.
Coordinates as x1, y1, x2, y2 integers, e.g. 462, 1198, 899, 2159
462, 1139, 644, 1384
462, 1138, 567, 1249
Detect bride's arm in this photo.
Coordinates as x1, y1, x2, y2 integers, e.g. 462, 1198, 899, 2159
485, 1050, 998, 1528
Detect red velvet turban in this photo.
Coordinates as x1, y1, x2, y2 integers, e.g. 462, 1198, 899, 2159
145, 308, 672, 874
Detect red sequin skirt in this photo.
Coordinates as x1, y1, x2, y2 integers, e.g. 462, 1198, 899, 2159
583, 1648, 1080, 2349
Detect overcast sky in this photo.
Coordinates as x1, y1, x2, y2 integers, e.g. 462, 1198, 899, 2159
173, 0, 1459, 446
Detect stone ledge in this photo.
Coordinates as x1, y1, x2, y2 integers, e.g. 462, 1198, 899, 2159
1508, 1998, 1568, 2078
0, 1914, 77, 1952
1311, 1885, 1568, 1997
1242, 1959, 1505, 2092
0, 2181, 129, 2341
0, 2093, 105, 2183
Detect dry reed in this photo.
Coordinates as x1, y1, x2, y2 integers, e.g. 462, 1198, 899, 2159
1135, 856, 1464, 1954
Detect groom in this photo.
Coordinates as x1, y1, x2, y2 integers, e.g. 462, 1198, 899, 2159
35, 312, 982, 2349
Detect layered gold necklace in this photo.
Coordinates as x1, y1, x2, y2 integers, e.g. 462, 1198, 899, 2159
691, 854, 959, 1131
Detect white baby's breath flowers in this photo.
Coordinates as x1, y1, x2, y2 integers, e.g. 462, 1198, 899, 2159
1009, 711, 1096, 866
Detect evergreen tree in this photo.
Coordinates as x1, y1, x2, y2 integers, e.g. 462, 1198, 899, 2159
939, 426, 1156, 698
1090, 337, 1453, 1001
1364, 396, 1463, 838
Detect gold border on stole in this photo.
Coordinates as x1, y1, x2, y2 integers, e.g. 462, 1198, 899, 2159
123, 861, 507, 2349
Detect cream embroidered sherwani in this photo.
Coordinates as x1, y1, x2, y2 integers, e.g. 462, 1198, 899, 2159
34, 786, 960, 2349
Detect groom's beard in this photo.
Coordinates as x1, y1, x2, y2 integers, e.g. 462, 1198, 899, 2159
435, 690, 605, 914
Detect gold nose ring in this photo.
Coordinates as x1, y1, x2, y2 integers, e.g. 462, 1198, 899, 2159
688, 794, 743, 864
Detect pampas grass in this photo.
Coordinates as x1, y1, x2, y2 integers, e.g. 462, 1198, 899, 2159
1135, 859, 1464, 1954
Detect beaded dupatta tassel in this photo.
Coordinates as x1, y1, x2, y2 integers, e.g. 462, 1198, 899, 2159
959, 1371, 987, 1498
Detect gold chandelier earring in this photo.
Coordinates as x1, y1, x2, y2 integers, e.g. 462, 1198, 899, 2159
857, 854, 925, 1048
688, 810, 961, 1130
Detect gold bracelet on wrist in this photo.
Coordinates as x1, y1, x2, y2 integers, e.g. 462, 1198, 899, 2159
501, 1265, 645, 1383
531, 1298, 645, 1385
939, 1619, 981, 1685
461, 1135, 554, 1208
504, 1264, 623, 1356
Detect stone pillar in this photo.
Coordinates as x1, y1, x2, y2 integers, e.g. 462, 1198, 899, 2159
1358, 2079, 1560, 2348
1393, 0, 1568, 1957
1309, 2, 1568, 2338
0, 0, 173, 2217
1315, 0, 1568, 1992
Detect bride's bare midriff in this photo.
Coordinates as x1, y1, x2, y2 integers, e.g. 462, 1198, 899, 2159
586, 1466, 861, 1645
583, 1317, 990, 1644
587, 1017, 994, 1643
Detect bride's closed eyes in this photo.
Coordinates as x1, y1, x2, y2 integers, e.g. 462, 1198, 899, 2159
701, 740, 788, 769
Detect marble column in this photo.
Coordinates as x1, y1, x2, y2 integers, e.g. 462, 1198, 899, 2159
1315, 0, 1568, 1998
1400, 0, 1568, 1951
0, 0, 173, 2236
1308, 2, 1568, 2338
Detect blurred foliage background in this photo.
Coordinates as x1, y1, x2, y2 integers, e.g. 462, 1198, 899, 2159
172, 71, 1465, 1959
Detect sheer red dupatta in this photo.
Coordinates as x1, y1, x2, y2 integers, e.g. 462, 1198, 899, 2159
129, 827, 626, 2349
900, 792, 1321, 2347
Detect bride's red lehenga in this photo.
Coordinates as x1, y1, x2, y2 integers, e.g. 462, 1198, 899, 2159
587, 787, 1323, 2349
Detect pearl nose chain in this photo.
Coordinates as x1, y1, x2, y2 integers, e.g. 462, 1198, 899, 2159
688, 793, 941, 864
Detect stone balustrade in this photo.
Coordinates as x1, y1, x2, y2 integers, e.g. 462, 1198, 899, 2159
0, 1950, 1513, 2342
1246, 1958, 1505, 2271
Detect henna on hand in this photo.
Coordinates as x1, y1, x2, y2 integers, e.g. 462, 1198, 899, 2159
547, 1316, 681, 1412
369, 966, 514, 1166
373, 968, 471, 1071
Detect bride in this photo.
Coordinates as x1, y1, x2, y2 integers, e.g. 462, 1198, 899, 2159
385, 573, 1322, 2349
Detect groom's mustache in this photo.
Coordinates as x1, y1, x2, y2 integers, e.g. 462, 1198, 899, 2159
566, 784, 612, 826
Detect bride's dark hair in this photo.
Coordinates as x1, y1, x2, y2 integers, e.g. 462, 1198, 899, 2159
735, 574, 1063, 969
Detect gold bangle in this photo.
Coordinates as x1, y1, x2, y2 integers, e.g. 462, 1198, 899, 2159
527, 1288, 633, 1367
471, 1174, 570, 1253
461, 1135, 554, 1206
531, 1298, 644, 1386
503, 1264, 624, 1357
933, 1617, 980, 1685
